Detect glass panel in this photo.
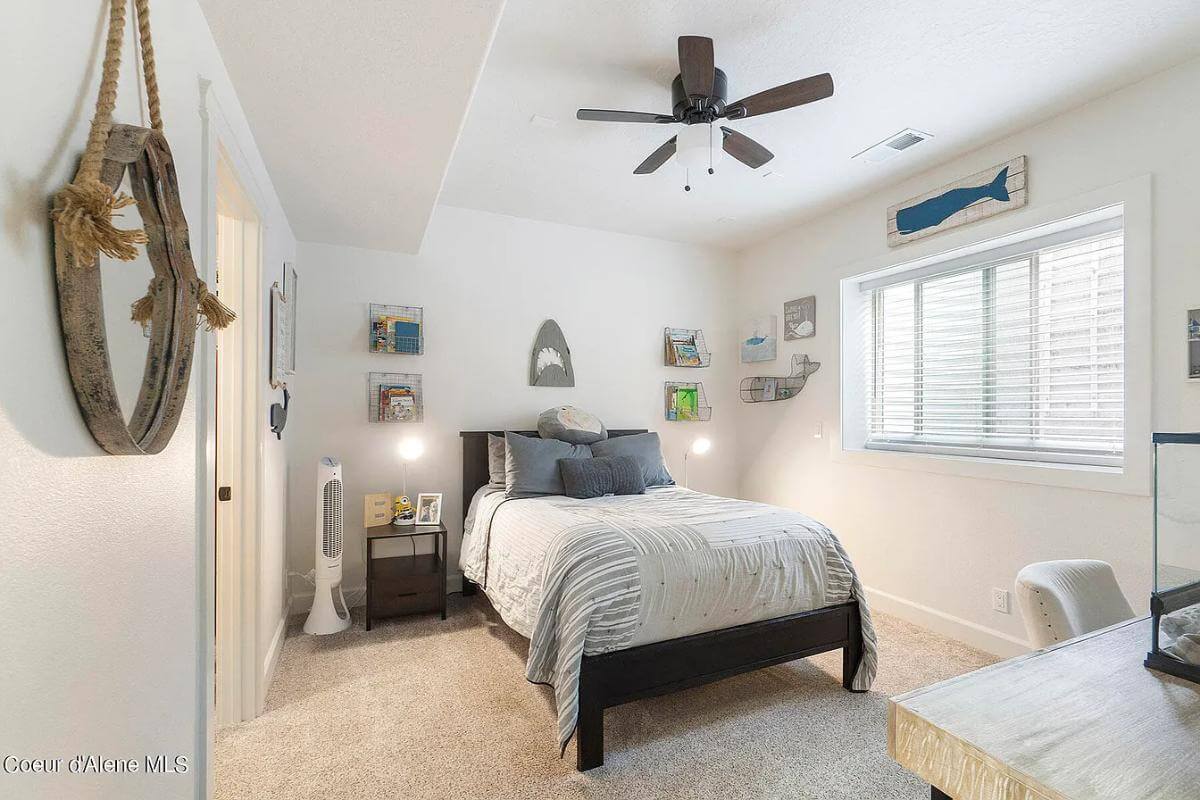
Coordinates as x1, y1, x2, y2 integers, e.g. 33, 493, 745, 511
920, 269, 984, 444
1154, 440, 1200, 669
1155, 442, 1200, 593
873, 282, 915, 437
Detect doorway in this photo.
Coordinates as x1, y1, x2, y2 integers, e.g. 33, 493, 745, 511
214, 148, 263, 727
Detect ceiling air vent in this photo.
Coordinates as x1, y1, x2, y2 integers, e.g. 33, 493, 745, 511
852, 128, 933, 164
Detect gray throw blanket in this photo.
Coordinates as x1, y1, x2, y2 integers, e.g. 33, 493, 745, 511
508, 491, 879, 751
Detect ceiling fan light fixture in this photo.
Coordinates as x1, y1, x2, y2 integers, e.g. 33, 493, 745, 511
675, 123, 723, 171
576, 36, 832, 178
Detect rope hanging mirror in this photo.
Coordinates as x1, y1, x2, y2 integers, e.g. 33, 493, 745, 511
52, 0, 234, 455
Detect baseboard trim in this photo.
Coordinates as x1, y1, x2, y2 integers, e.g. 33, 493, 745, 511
258, 597, 290, 712
864, 586, 1030, 658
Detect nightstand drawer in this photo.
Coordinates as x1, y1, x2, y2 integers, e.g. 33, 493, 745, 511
370, 586, 441, 618
371, 570, 442, 596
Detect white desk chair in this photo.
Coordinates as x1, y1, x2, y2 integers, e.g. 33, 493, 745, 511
1015, 559, 1135, 649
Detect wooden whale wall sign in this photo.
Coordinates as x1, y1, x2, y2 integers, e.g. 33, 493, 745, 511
529, 319, 575, 387
740, 354, 820, 403
886, 156, 1026, 246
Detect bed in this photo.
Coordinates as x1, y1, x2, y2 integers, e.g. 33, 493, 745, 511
459, 429, 877, 770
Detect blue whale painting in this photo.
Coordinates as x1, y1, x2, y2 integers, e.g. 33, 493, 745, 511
896, 167, 1011, 235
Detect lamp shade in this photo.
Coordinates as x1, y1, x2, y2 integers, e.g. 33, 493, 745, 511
675, 123, 723, 171
398, 437, 425, 461
690, 437, 712, 456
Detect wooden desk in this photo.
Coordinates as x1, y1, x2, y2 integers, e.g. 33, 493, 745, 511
889, 618, 1200, 800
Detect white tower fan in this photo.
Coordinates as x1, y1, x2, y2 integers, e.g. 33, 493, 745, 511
304, 457, 351, 634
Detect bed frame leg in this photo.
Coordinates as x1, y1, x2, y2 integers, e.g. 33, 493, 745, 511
576, 667, 604, 770
842, 603, 865, 692
931, 787, 952, 799
461, 575, 477, 597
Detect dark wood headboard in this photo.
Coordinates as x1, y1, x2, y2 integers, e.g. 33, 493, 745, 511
459, 429, 648, 523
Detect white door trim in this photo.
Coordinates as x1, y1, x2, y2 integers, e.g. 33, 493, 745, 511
196, 77, 268, 800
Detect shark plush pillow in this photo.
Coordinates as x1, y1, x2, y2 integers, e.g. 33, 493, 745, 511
537, 406, 608, 445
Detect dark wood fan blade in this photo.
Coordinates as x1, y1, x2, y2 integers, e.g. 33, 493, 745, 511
678, 36, 715, 99
577, 109, 675, 123
725, 73, 834, 119
720, 127, 773, 169
634, 136, 678, 174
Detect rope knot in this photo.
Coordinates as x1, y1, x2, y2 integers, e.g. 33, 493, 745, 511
52, 180, 148, 267
197, 281, 237, 331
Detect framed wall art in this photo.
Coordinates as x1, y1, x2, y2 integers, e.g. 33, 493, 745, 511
740, 315, 777, 363
270, 283, 295, 389
784, 296, 815, 340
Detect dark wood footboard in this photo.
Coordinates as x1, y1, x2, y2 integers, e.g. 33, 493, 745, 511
575, 600, 865, 770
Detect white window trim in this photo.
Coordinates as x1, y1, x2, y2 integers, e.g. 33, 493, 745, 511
835, 174, 1152, 497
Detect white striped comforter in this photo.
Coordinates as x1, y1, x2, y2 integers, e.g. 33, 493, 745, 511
460, 486, 878, 751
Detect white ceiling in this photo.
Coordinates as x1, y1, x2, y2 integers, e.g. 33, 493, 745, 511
198, 0, 506, 253
200, 1, 1200, 254
440, 0, 1200, 249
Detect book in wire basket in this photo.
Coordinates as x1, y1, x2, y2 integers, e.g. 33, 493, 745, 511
369, 304, 424, 355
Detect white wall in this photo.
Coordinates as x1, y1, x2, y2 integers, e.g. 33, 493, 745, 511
289, 206, 738, 603
735, 56, 1200, 655
0, 3, 294, 798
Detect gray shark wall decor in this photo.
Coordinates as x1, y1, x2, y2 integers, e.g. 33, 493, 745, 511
529, 319, 575, 387
740, 354, 820, 403
887, 156, 1026, 246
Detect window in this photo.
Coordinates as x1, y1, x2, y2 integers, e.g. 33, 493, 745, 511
850, 213, 1124, 467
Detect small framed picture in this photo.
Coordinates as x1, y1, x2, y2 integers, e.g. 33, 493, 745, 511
415, 492, 442, 525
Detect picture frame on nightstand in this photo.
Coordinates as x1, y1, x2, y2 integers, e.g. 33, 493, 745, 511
415, 493, 442, 525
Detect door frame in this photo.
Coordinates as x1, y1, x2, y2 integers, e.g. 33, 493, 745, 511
196, 78, 268, 799
214, 148, 264, 728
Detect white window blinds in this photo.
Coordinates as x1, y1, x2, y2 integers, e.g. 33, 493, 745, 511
864, 218, 1124, 466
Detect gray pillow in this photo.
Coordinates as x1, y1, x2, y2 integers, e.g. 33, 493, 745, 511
559, 456, 645, 499
487, 434, 506, 486
589, 432, 674, 487
537, 406, 608, 445
504, 432, 592, 497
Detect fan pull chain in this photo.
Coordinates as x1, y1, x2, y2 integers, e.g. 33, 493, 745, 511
684, 168, 691, 192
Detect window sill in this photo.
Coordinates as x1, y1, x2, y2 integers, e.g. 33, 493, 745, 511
833, 443, 1150, 497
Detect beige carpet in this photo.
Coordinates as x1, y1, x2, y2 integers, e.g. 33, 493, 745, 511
216, 596, 994, 800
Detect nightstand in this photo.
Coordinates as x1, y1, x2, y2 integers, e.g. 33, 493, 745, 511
365, 523, 447, 630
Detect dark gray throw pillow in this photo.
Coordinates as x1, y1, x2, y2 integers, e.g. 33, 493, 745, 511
589, 432, 674, 487
487, 434, 506, 486
504, 431, 591, 497
559, 456, 645, 499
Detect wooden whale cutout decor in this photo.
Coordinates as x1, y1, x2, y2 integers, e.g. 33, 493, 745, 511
529, 319, 575, 387
740, 354, 820, 403
54, 125, 201, 454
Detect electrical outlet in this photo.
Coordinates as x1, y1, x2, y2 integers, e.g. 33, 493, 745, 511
991, 588, 1011, 614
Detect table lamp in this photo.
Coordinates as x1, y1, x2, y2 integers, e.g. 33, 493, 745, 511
394, 437, 425, 525
682, 436, 711, 488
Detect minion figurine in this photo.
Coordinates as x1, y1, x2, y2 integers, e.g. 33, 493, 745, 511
392, 495, 416, 526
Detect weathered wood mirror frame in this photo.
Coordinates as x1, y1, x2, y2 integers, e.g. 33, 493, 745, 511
55, 124, 200, 455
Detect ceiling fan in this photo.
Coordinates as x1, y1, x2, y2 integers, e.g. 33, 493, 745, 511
576, 36, 834, 190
